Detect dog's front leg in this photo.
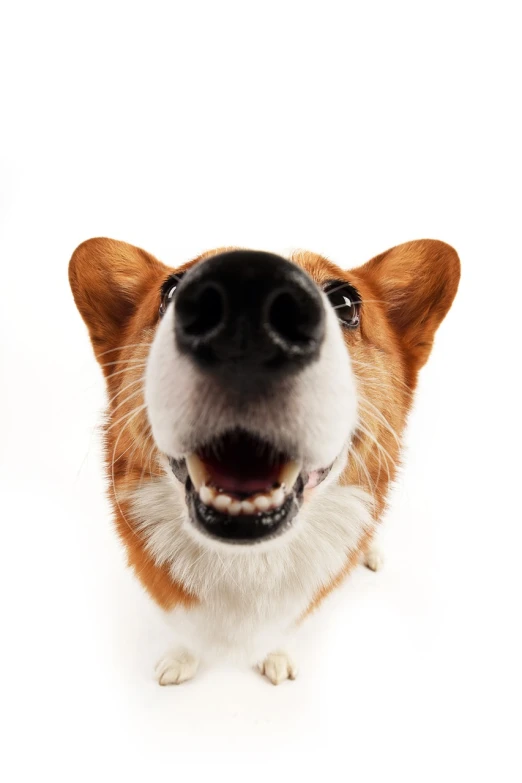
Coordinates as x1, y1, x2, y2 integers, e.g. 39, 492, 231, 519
155, 609, 202, 686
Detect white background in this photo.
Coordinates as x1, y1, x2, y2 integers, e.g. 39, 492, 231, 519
1, 1, 521, 780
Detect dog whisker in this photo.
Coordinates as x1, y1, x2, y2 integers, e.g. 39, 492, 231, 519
357, 397, 402, 449
106, 403, 147, 433
124, 424, 153, 478
105, 376, 146, 408
351, 362, 412, 393
110, 405, 150, 540
110, 385, 146, 416
137, 436, 157, 491
99, 359, 149, 370
105, 365, 148, 383
355, 419, 395, 487
97, 343, 153, 358
350, 448, 377, 509
113, 435, 143, 466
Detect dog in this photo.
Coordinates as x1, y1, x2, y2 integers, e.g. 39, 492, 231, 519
69, 238, 460, 685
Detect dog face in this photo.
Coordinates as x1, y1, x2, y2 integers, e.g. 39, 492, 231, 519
69, 239, 459, 569
145, 248, 360, 546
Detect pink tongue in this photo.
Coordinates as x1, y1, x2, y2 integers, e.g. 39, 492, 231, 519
202, 460, 281, 496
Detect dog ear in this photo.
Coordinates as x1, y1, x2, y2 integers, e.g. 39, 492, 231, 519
356, 239, 460, 371
69, 237, 168, 362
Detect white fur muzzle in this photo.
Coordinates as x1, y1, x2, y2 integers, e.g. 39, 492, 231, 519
145, 291, 357, 471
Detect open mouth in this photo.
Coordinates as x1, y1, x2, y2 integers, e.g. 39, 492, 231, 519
169, 430, 332, 544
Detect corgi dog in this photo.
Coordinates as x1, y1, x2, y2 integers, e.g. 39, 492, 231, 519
69, 238, 459, 685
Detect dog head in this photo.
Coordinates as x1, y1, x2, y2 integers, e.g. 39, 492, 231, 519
69, 238, 459, 551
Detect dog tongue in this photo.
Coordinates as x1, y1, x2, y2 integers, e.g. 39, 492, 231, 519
201, 456, 281, 495
196, 431, 288, 495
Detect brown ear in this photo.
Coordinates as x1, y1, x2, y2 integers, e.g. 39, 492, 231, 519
356, 239, 460, 370
68, 237, 168, 361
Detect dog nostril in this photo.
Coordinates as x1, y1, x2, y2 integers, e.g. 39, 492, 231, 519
266, 287, 321, 347
177, 283, 226, 338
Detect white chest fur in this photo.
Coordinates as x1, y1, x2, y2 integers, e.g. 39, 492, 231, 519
127, 473, 373, 662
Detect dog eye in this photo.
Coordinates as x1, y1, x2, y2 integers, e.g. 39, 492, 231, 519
324, 281, 361, 328
159, 275, 184, 316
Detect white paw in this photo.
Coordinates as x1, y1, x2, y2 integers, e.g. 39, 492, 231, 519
259, 652, 297, 685
363, 543, 384, 572
155, 648, 199, 686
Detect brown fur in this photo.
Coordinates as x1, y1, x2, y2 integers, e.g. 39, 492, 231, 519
69, 238, 460, 612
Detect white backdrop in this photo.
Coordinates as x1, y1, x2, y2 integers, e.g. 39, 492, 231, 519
1, 1, 520, 780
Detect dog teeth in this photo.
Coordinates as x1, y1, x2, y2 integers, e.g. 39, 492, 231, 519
199, 485, 215, 504
194, 459, 303, 516
278, 460, 301, 490
254, 495, 270, 511
198, 484, 291, 515
271, 487, 285, 507
214, 493, 233, 511
186, 453, 209, 491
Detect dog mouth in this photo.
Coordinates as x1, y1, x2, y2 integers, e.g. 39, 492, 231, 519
169, 430, 332, 544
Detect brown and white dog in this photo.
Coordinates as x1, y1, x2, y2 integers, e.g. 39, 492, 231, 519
69, 238, 459, 685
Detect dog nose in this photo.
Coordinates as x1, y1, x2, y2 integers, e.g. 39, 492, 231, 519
174, 250, 325, 378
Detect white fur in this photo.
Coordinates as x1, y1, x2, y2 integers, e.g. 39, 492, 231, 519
126, 464, 374, 668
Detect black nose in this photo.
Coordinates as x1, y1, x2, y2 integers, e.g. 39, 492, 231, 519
174, 250, 325, 380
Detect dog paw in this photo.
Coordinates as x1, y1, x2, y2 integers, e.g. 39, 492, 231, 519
259, 652, 297, 685
155, 648, 199, 686
362, 543, 384, 572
